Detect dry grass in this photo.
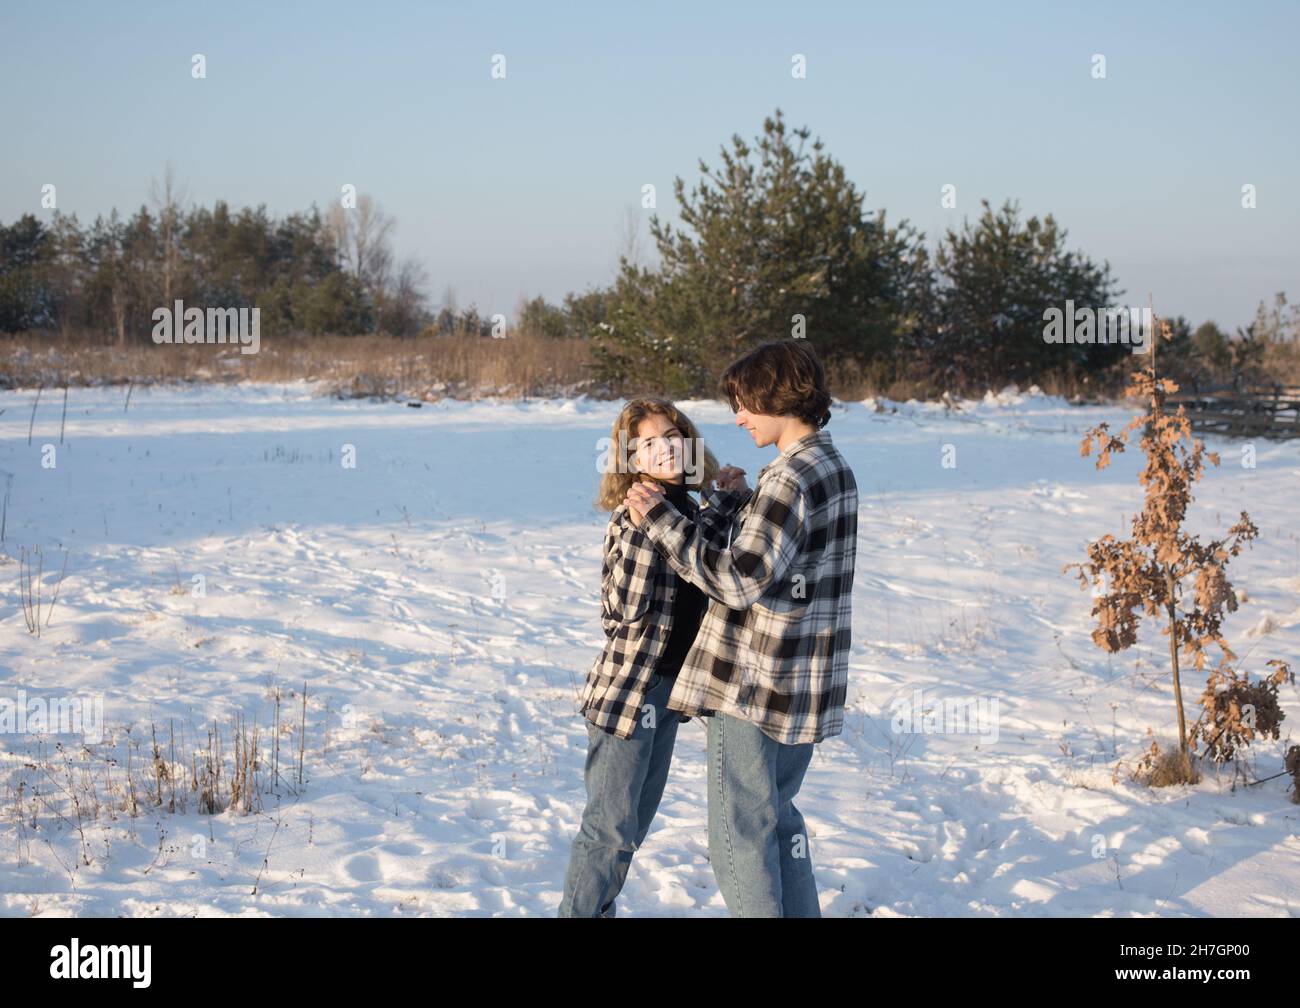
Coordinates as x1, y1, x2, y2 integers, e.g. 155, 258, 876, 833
2, 690, 310, 879
823, 356, 1128, 403
10, 329, 1295, 405
1137, 742, 1201, 788
3, 330, 1124, 404
0, 330, 602, 401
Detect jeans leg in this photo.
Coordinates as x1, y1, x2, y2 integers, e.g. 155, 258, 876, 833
707, 712, 783, 917
558, 674, 678, 917
633, 674, 681, 847
775, 742, 820, 917
707, 711, 819, 917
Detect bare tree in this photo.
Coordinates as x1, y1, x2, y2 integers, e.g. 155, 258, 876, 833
325, 193, 433, 334
616, 202, 646, 270
328, 194, 394, 290
387, 256, 430, 336
149, 162, 189, 306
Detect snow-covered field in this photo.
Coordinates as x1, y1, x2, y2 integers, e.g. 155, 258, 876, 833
1, 381, 1297, 917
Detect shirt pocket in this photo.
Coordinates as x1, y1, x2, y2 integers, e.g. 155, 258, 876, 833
602, 527, 658, 625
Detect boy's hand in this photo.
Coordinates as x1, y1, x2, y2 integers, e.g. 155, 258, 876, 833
713, 465, 749, 493
624, 480, 665, 525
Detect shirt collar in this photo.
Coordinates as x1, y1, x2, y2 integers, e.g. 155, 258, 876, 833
759, 428, 828, 477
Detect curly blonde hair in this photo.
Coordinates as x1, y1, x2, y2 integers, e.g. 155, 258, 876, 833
595, 396, 719, 512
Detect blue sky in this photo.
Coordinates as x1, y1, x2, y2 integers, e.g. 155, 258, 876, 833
3, 0, 1297, 331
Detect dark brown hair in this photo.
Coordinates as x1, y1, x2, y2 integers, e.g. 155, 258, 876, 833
718, 340, 832, 429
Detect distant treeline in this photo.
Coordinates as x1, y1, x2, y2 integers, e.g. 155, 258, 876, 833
0, 182, 434, 342
3, 110, 1297, 397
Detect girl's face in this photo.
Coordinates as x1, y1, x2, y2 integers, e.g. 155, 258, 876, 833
632, 412, 685, 482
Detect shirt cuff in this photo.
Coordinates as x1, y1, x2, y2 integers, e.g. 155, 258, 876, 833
642, 497, 677, 532
703, 486, 750, 512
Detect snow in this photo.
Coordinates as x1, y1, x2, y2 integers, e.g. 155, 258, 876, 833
1, 381, 1297, 917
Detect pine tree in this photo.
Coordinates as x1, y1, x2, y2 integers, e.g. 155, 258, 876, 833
591, 109, 929, 395
932, 199, 1118, 388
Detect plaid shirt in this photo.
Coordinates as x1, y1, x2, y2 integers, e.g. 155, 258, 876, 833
578, 491, 705, 739
638, 429, 858, 746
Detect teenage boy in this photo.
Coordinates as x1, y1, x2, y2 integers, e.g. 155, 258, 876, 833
624, 339, 858, 918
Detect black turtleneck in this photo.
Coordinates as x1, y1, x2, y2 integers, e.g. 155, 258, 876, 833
653, 479, 709, 679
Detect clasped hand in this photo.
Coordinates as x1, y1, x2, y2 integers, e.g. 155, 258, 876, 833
623, 466, 748, 528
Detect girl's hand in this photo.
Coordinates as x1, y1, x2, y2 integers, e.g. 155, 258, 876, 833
714, 465, 749, 493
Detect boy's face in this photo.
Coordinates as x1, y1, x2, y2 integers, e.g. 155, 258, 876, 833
734, 403, 783, 449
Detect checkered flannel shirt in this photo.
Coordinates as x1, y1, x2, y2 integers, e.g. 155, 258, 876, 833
637, 429, 858, 746
578, 489, 718, 738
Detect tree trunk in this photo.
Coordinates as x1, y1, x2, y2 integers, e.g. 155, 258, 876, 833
1165, 567, 1189, 757
112, 287, 126, 347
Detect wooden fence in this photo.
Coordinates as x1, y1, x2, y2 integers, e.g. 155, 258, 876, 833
1167, 385, 1300, 440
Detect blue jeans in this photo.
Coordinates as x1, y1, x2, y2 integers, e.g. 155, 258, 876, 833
558, 672, 680, 917
706, 710, 821, 917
